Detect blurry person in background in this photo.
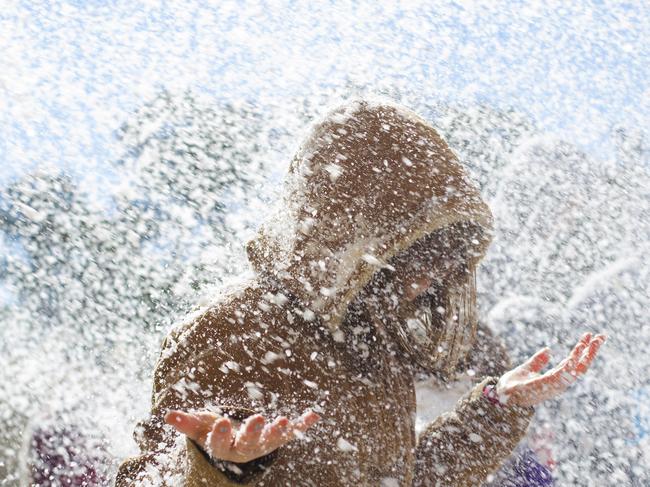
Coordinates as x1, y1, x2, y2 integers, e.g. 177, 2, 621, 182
116, 100, 605, 486
22, 411, 110, 487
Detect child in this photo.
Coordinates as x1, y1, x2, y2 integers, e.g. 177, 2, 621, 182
117, 100, 605, 486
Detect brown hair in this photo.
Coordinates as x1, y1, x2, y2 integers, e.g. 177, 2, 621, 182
348, 222, 482, 376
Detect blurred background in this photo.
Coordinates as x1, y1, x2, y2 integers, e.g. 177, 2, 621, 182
0, 1, 648, 485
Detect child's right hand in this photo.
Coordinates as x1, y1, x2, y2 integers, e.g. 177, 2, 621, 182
164, 409, 321, 463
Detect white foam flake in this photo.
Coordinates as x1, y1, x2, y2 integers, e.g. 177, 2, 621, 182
336, 437, 358, 452
324, 163, 343, 182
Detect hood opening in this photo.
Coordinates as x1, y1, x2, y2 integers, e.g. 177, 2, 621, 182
343, 221, 483, 376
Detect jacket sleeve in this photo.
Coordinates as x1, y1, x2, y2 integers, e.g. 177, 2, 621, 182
115, 308, 281, 486
412, 376, 534, 487
115, 412, 276, 487
184, 437, 277, 486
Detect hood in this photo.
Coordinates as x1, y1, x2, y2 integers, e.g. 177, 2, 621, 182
247, 99, 493, 336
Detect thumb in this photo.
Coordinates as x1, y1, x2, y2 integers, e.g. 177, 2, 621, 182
165, 411, 210, 442
522, 347, 552, 374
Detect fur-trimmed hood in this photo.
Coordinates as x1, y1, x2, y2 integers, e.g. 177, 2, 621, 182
246, 99, 493, 332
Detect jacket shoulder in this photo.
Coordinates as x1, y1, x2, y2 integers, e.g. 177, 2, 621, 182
152, 280, 293, 399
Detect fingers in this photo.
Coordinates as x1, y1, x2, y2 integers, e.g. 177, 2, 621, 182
567, 332, 592, 366
523, 347, 552, 374
166, 409, 321, 462
260, 410, 321, 450
259, 416, 291, 451
234, 414, 266, 452
557, 333, 606, 377
530, 334, 606, 387
576, 334, 606, 374
233, 410, 320, 456
542, 332, 592, 376
164, 410, 213, 441
208, 417, 234, 457
291, 410, 321, 433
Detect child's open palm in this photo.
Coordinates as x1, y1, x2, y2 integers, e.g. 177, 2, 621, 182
497, 332, 606, 407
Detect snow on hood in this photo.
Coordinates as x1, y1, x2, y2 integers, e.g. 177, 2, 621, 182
246, 99, 494, 332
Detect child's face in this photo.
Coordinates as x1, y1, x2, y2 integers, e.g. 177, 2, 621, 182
356, 228, 469, 327
351, 225, 479, 374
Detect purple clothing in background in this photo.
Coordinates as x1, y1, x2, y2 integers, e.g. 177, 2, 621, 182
489, 447, 555, 487
27, 424, 108, 486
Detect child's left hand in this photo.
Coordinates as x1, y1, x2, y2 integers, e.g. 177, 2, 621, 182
495, 332, 606, 407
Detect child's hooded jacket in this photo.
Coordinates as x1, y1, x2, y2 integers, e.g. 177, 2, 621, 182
116, 100, 533, 487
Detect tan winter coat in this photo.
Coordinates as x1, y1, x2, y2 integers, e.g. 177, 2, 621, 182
116, 100, 533, 486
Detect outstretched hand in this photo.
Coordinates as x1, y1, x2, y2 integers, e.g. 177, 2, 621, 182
164, 409, 321, 463
496, 332, 607, 407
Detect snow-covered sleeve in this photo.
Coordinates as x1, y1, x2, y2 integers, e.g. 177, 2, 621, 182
184, 434, 277, 486
413, 376, 534, 487
115, 308, 281, 486
115, 410, 277, 487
